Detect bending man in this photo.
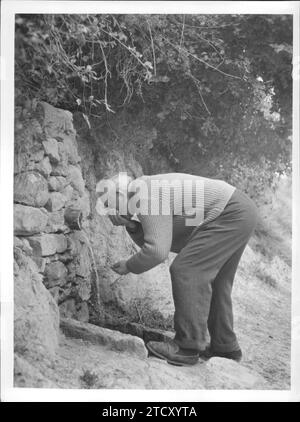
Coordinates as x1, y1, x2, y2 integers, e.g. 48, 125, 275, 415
101, 172, 258, 366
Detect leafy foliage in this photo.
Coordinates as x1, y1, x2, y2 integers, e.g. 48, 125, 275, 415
15, 14, 292, 196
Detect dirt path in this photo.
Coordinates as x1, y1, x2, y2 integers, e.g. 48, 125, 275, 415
232, 247, 291, 389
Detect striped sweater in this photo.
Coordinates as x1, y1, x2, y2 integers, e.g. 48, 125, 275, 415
125, 173, 235, 274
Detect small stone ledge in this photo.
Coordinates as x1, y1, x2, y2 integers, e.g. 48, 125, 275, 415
105, 319, 174, 344
60, 318, 148, 360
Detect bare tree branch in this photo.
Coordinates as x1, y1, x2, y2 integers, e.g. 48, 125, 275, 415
180, 15, 185, 48
146, 18, 157, 76
98, 26, 150, 71
189, 73, 211, 115
164, 37, 242, 80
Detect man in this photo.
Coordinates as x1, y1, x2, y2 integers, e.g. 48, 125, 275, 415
103, 172, 258, 366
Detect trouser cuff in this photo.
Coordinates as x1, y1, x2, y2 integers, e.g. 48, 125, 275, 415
174, 335, 207, 352
210, 339, 240, 353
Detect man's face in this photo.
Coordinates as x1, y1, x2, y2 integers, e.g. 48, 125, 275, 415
103, 191, 128, 215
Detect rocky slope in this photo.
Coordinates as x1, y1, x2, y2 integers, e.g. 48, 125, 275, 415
13, 101, 291, 389
15, 318, 268, 390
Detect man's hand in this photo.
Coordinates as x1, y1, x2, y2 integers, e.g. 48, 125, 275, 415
111, 260, 130, 275
108, 213, 129, 226
108, 213, 137, 231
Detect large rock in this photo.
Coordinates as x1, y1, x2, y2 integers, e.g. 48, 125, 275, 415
50, 162, 69, 176
25, 157, 52, 178
58, 136, 81, 165
14, 172, 49, 207
45, 209, 66, 233
14, 114, 45, 174
76, 301, 90, 322
31, 156, 52, 178
27, 233, 68, 256
67, 165, 85, 196
77, 278, 92, 301
38, 101, 75, 139
61, 184, 74, 201
44, 261, 68, 287
32, 256, 47, 273
43, 138, 60, 163
68, 243, 91, 278
14, 250, 59, 359
69, 189, 90, 218
67, 230, 90, 255
48, 176, 68, 192
14, 204, 48, 235
60, 318, 148, 359
14, 236, 33, 255
45, 192, 66, 211
59, 298, 77, 319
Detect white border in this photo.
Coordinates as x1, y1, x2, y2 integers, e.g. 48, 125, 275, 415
291, 0, 300, 402
1, 1, 299, 402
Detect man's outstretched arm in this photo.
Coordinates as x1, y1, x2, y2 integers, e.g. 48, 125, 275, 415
126, 220, 145, 248
126, 213, 173, 274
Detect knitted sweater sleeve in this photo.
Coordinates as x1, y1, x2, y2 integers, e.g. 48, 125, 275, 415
126, 212, 173, 274
126, 221, 145, 248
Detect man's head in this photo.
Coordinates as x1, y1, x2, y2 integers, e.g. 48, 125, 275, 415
96, 172, 133, 215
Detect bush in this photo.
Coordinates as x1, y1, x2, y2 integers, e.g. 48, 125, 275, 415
15, 14, 292, 193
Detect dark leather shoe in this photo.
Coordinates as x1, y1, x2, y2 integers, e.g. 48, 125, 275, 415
146, 340, 199, 366
199, 347, 242, 362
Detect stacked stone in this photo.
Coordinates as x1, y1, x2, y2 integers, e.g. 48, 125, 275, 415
14, 100, 93, 322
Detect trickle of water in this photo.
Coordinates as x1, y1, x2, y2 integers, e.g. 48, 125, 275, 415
81, 230, 100, 306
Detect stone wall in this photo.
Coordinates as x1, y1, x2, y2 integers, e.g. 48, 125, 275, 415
14, 101, 94, 323
14, 100, 175, 333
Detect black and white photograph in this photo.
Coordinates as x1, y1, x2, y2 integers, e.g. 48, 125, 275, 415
0, 1, 299, 403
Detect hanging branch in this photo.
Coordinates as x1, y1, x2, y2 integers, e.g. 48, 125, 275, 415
188, 73, 211, 115
196, 33, 224, 63
146, 18, 157, 76
98, 26, 150, 71
98, 40, 114, 113
164, 36, 242, 80
180, 15, 185, 48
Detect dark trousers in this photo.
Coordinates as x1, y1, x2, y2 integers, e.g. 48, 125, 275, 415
170, 189, 258, 352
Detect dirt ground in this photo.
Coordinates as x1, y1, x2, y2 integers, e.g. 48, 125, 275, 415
233, 258, 291, 389
15, 332, 269, 390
